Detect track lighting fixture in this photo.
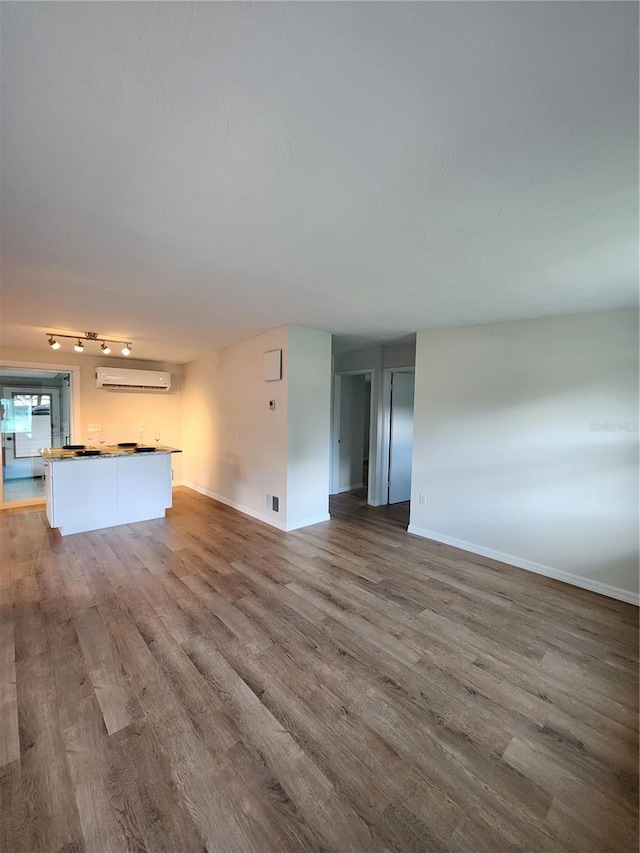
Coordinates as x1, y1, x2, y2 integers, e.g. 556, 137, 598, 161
45, 331, 133, 356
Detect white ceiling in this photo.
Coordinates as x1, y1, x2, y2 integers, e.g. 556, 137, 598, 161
1, 2, 637, 363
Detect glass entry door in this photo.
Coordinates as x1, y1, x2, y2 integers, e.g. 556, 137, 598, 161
1, 371, 71, 504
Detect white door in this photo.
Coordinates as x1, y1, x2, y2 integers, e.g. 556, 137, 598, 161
388, 372, 414, 503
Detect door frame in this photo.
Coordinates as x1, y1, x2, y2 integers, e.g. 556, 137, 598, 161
381, 366, 415, 505
330, 369, 377, 505
2, 385, 61, 477
0, 360, 81, 508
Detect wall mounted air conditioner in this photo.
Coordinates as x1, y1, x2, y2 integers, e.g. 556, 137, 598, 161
95, 367, 171, 391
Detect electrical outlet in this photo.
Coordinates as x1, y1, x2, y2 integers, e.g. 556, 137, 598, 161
418, 493, 426, 505
139, 423, 146, 432
236, 427, 242, 438
88, 423, 100, 432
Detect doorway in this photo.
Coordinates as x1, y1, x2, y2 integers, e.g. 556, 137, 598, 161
0, 367, 75, 505
331, 366, 415, 509
330, 371, 374, 502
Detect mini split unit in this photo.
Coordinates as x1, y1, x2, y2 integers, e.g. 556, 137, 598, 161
95, 367, 171, 390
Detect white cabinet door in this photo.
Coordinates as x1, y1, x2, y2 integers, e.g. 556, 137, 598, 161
52, 458, 119, 535
116, 454, 172, 525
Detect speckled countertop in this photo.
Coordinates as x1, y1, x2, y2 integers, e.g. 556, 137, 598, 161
40, 446, 182, 461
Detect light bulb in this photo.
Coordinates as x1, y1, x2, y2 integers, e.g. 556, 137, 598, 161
74, 339, 85, 352
48, 336, 61, 350
101, 342, 111, 354
121, 344, 131, 356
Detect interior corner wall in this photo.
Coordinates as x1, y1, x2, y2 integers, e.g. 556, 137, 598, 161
286, 326, 332, 530
408, 309, 639, 603
0, 346, 184, 481
181, 327, 289, 529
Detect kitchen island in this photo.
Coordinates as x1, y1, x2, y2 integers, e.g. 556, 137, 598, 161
40, 445, 182, 536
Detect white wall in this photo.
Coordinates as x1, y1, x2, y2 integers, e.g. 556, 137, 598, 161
182, 325, 331, 532
286, 326, 332, 529
0, 346, 184, 482
409, 310, 639, 603
182, 327, 289, 527
388, 371, 415, 504
334, 345, 383, 374
333, 341, 416, 374
383, 342, 417, 369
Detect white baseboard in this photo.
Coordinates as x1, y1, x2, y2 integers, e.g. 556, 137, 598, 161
285, 513, 330, 531
182, 482, 287, 530
181, 483, 329, 533
407, 525, 639, 606
338, 483, 364, 493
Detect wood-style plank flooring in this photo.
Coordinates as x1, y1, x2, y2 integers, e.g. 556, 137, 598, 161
1, 488, 638, 852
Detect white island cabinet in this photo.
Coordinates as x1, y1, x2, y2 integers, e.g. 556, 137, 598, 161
41, 447, 181, 536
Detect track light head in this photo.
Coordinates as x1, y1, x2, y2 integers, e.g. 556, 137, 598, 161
45, 331, 133, 355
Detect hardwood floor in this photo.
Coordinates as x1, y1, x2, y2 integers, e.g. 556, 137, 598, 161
1, 487, 637, 852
